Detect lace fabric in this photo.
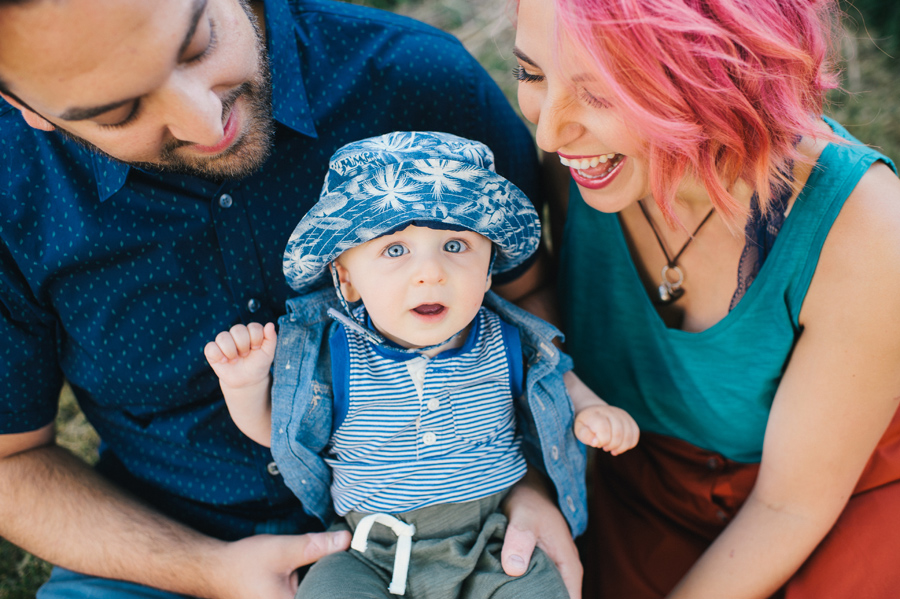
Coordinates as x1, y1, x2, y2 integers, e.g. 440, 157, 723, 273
729, 181, 791, 310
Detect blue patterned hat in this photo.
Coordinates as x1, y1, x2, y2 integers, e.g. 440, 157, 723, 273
284, 131, 541, 293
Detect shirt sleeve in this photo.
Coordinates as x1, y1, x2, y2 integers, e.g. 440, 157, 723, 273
0, 243, 64, 434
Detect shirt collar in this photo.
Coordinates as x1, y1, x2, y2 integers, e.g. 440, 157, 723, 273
94, 0, 316, 202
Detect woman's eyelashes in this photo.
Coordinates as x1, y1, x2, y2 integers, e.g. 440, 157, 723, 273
580, 89, 612, 108
513, 65, 544, 83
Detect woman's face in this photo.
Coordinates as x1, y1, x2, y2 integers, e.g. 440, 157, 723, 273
514, 0, 652, 213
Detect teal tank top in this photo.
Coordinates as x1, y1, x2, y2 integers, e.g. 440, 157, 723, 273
560, 118, 896, 462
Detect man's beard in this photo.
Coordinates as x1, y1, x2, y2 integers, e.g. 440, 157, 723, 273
54, 13, 275, 181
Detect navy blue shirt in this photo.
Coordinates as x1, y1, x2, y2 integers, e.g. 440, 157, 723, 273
0, 0, 540, 540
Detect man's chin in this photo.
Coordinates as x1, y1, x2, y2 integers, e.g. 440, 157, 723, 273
146, 132, 274, 180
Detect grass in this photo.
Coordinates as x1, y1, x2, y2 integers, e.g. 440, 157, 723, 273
1, 1, 897, 595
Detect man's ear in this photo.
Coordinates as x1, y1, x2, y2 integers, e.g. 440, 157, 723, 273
332, 260, 361, 302
0, 91, 56, 132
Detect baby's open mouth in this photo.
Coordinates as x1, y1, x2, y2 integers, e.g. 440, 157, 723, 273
413, 304, 446, 316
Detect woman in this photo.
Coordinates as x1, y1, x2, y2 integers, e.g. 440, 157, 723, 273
513, 0, 900, 597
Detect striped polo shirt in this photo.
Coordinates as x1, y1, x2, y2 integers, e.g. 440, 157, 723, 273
326, 306, 527, 515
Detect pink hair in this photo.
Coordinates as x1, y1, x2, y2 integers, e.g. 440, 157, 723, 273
554, 0, 842, 227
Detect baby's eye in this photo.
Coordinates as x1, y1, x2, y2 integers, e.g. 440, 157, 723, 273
385, 244, 408, 258
443, 240, 465, 253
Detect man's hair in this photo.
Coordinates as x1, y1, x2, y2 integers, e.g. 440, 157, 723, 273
555, 0, 842, 227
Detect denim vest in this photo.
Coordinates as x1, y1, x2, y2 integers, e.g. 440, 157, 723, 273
270, 287, 587, 536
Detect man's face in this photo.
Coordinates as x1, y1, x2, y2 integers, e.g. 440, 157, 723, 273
0, 0, 274, 179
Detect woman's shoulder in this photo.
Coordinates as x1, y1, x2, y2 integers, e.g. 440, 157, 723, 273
800, 157, 900, 325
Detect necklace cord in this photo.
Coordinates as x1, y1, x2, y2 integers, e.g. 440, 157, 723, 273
637, 200, 715, 267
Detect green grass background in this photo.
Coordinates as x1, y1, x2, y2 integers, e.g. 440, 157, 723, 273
1, 0, 898, 596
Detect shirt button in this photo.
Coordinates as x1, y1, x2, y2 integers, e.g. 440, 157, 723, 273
219, 193, 233, 208
416, 369, 426, 382
426, 398, 440, 411
715, 509, 729, 523
247, 298, 261, 313
422, 431, 437, 445
551, 445, 559, 460
266, 461, 280, 476
706, 457, 720, 471
566, 495, 576, 512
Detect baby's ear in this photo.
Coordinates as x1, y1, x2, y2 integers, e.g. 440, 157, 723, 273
333, 260, 361, 302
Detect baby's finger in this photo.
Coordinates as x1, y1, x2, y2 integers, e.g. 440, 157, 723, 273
575, 422, 597, 447
229, 324, 252, 356
247, 322, 266, 350
203, 341, 226, 365
214, 330, 240, 360
605, 417, 625, 454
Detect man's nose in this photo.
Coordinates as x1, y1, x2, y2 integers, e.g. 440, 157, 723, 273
159, 73, 227, 148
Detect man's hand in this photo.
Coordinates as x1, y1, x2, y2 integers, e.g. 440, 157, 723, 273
501, 470, 582, 599
212, 531, 351, 599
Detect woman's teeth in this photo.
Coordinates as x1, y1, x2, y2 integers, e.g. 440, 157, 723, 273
559, 153, 619, 170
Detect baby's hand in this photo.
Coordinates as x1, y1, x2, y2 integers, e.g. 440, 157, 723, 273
574, 404, 639, 455
204, 322, 277, 390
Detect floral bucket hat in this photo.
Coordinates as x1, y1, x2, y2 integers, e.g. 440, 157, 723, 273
283, 131, 541, 294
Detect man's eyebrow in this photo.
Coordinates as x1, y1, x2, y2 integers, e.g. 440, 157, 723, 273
58, 0, 208, 122
177, 0, 208, 58
512, 47, 538, 67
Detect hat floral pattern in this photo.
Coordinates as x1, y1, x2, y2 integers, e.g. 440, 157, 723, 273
284, 131, 541, 294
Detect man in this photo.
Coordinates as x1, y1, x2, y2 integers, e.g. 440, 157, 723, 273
0, 0, 581, 597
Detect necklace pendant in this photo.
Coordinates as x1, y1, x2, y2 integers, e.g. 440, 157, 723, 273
657, 265, 685, 304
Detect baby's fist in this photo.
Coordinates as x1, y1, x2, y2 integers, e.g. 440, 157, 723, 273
574, 405, 639, 456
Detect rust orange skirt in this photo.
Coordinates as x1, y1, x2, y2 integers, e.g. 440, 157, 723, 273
580, 408, 900, 598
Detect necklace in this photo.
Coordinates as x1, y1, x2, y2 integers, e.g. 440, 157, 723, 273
637, 200, 715, 304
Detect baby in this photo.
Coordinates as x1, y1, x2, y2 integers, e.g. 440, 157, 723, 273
205, 131, 638, 597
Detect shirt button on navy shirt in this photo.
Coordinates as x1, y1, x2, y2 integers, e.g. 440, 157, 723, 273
247, 298, 261, 313
219, 193, 234, 208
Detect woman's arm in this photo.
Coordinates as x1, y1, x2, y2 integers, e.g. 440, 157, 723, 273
668, 162, 900, 598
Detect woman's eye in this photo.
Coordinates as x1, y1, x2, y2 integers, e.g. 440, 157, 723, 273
581, 89, 611, 109
513, 65, 544, 83
443, 240, 465, 253
385, 244, 408, 257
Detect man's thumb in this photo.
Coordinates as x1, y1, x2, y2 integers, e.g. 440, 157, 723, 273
296, 530, 351, 565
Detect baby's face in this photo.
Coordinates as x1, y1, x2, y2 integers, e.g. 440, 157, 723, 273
334, 225, 493, 351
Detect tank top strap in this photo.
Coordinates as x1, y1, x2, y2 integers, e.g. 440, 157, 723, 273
776, 120, 895, 324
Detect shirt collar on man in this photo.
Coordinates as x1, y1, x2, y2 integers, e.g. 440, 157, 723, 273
93, 0, 317, 202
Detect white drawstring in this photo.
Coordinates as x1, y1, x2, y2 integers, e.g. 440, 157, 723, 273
350, 513, 417, 595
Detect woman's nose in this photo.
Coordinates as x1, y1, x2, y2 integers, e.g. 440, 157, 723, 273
159, 73, 227, 148
533, 85, 584, 154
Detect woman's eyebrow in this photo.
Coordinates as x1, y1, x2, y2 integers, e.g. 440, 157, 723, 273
512, 47, 538, 67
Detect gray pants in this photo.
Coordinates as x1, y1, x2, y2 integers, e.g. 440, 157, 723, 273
297, 491, 567, 598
